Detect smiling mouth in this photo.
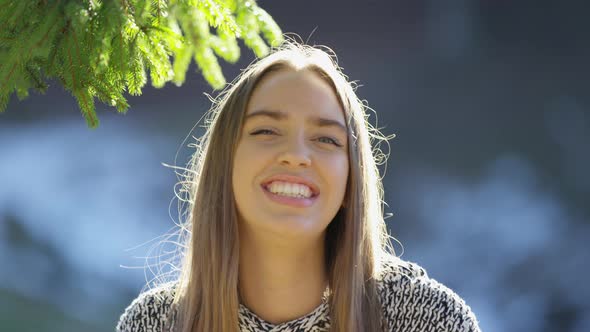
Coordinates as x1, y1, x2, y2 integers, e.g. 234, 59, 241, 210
261, 184, 318, 208
263, 180, 316, 199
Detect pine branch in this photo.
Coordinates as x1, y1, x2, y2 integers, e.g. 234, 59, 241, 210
0, 0, 283, 128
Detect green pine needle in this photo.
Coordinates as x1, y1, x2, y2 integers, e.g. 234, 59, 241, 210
0, 0, 284, 128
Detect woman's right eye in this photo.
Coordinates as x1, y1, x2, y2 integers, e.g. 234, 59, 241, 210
250, 129, 277, 135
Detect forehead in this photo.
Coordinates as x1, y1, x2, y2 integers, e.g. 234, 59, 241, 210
246, 69, 344, 121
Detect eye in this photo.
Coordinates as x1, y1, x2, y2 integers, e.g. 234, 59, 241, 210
316, 136, 343, 147
250, 129, 277, 136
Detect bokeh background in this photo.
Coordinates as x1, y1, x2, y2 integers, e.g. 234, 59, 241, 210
1, 1, 589, 331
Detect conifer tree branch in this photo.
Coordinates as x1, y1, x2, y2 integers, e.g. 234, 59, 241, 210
0, 0, 283, 128
1, 63, 18, 93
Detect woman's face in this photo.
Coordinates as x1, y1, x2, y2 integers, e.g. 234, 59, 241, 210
232, 68, 349, 241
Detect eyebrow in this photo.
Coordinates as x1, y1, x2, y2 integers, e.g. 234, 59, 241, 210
245, 109, 347, 134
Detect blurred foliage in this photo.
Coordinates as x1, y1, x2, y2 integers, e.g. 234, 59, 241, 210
0, 0, 283, 128
0, 288, 109, 332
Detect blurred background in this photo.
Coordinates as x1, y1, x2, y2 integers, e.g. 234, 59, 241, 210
1, 0, 589, 331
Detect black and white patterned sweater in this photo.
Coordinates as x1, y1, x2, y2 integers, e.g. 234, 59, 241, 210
116, 259, 481, 332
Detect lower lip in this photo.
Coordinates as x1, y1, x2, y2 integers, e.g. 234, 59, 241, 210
261, 186, 318, 208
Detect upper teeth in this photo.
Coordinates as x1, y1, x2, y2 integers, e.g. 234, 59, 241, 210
267, 181, 313, 198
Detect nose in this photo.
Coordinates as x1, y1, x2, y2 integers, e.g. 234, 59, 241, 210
277, 136, 311, 168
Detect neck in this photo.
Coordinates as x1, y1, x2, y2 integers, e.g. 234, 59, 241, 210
238, 228, 328, 324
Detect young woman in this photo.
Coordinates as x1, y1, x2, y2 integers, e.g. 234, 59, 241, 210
116, 41, 481, 332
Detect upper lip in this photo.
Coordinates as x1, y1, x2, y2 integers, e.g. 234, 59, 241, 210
261, 174, 320, 196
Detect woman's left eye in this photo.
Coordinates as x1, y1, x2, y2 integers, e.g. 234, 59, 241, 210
317, 136, 343, 147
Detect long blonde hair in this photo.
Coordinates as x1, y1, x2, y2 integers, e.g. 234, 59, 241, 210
170, 40, 395, 332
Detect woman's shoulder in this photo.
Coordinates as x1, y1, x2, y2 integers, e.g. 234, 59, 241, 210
376, 256, 481, 332
116, 281, 178, 332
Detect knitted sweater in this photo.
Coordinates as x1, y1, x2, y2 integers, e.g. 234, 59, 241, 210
116, 258, 481, 332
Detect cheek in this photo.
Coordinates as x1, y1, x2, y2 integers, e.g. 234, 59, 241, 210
232, 143, 249, 192
324, 154, 349, 194
339, 162, 350, 193
232, 142, 268, 189
233, 141, 256, 170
